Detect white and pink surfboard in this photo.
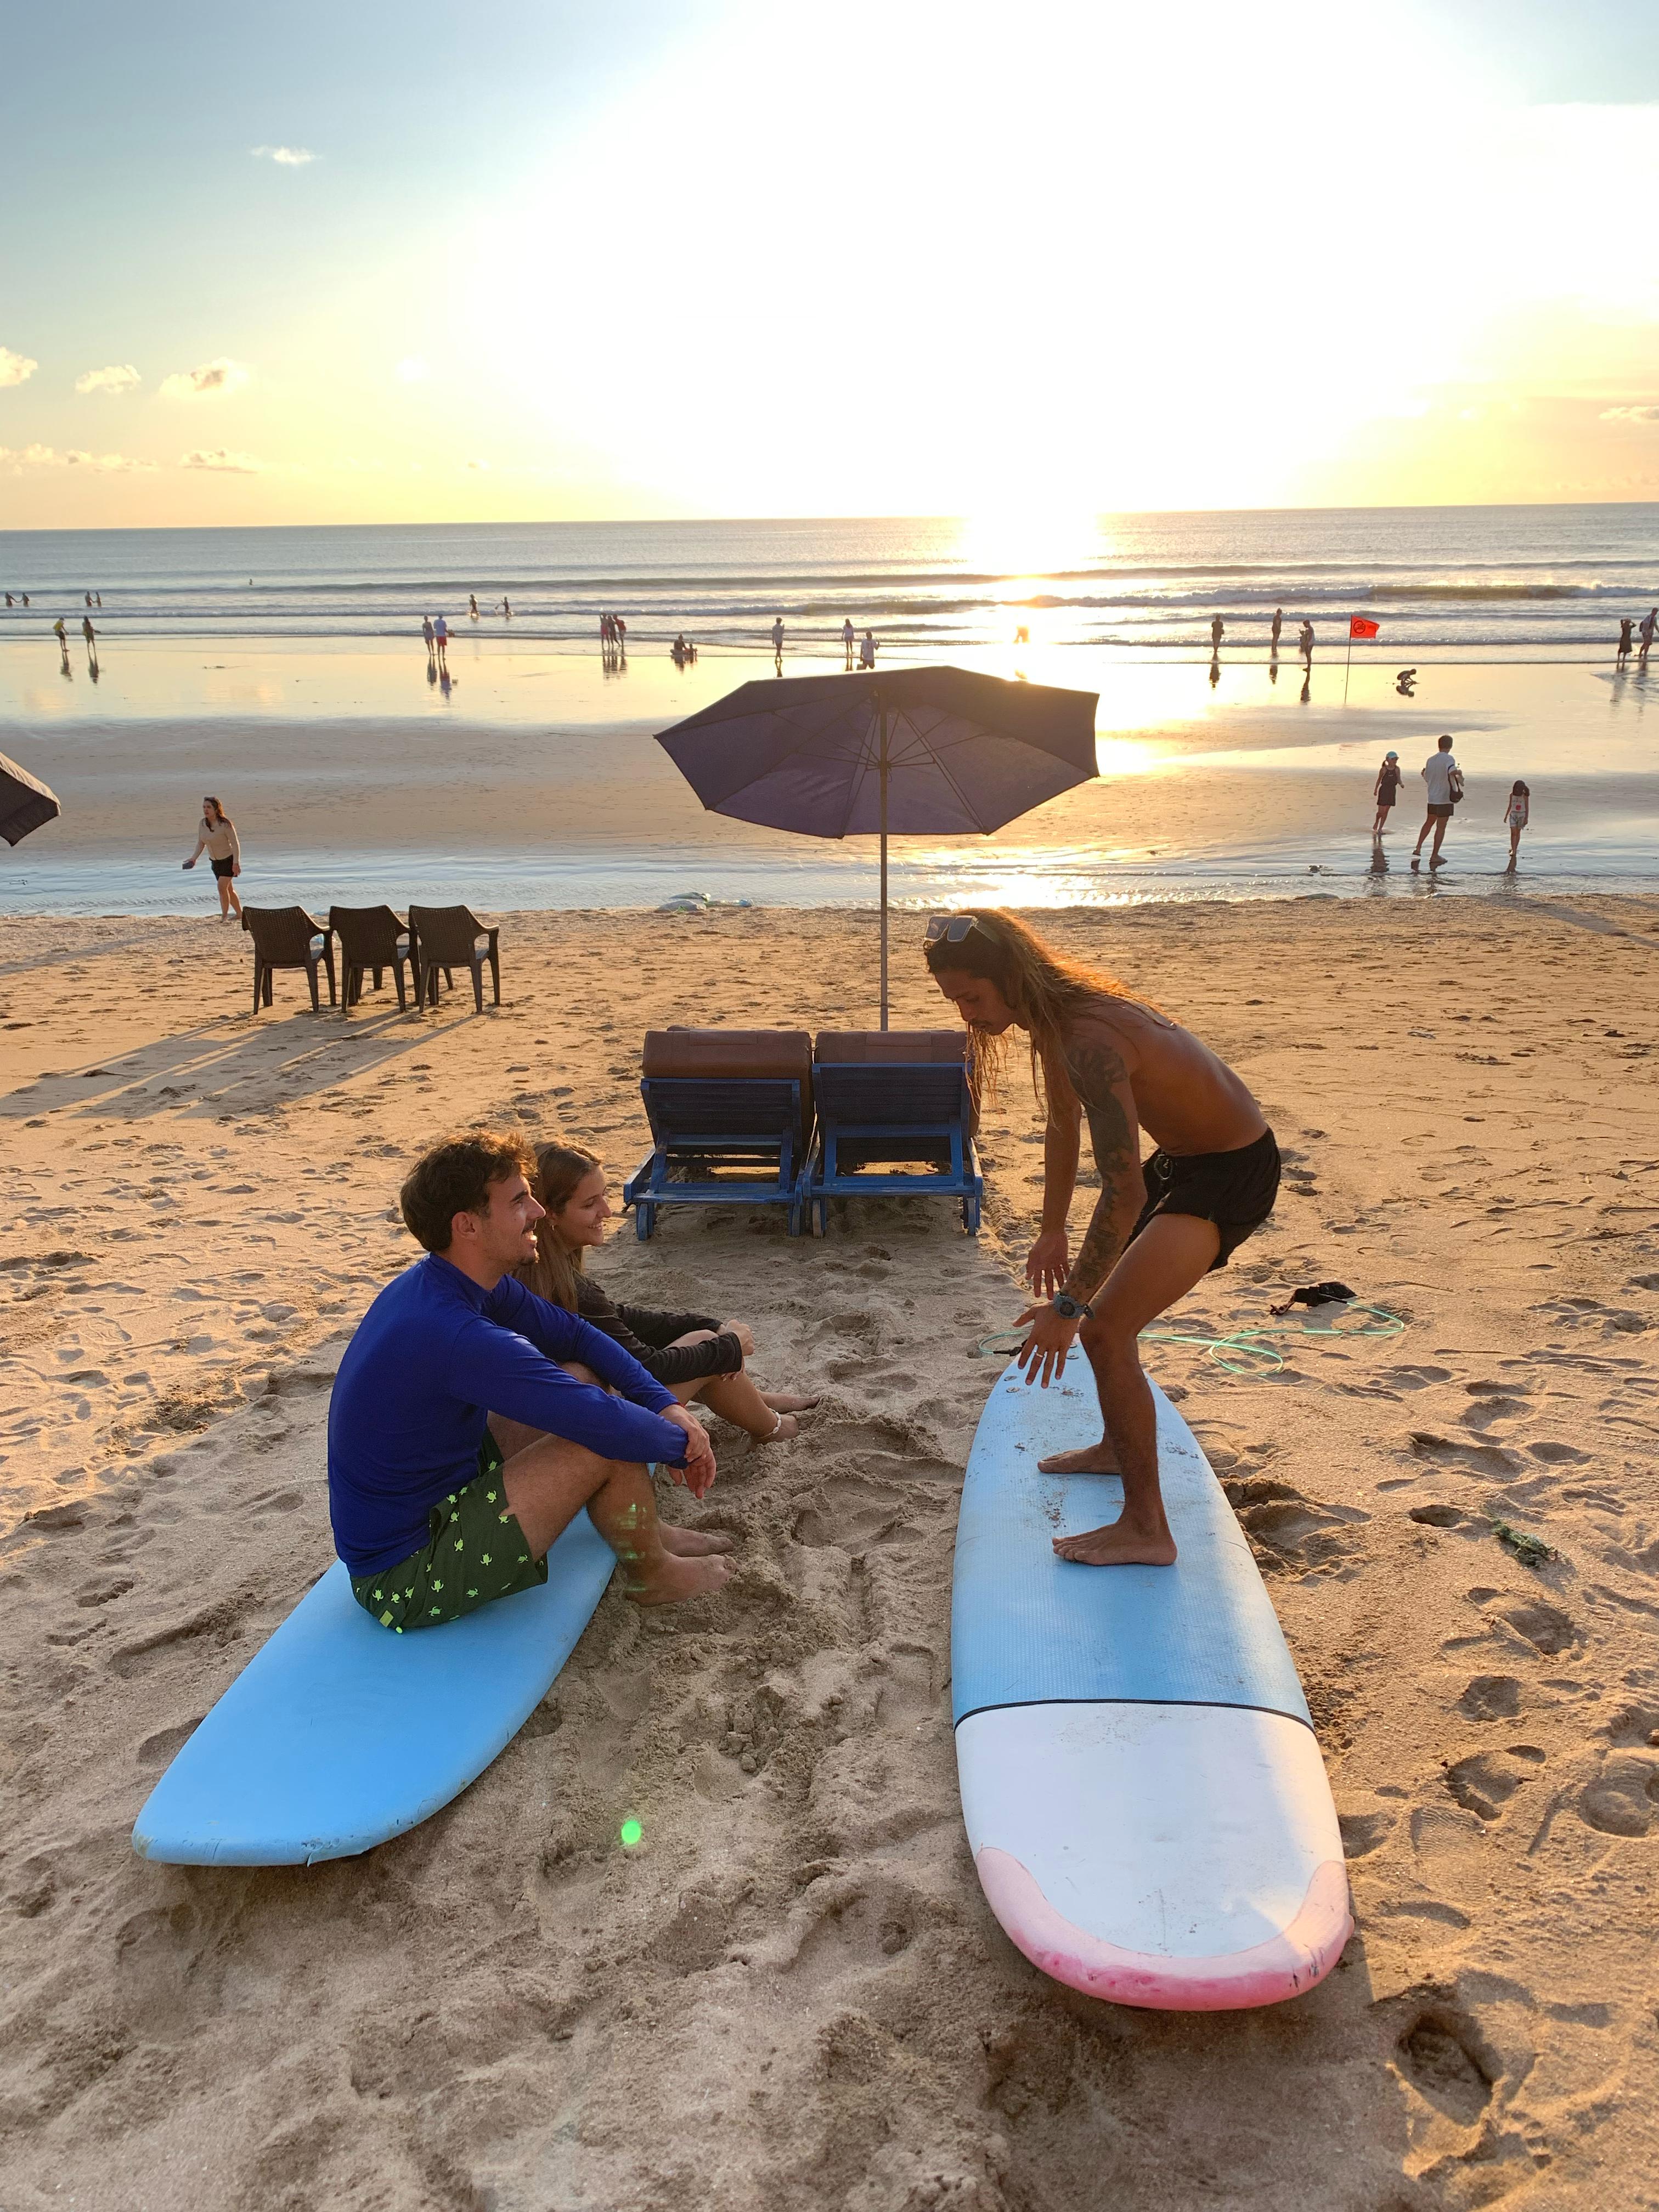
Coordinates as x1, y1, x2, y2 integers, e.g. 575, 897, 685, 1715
951, 1346, 1350, 2010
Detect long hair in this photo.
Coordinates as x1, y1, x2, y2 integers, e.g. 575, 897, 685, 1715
922, 908, 1160, 1113
515, 1140, 602, 1311
203, 795, 232, 828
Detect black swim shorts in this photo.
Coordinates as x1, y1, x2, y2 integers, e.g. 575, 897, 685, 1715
1125, 1126, 1280, 1272
211, 856, 236, 879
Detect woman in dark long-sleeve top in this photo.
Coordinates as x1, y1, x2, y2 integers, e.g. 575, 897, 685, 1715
516, 1141, 819, 1442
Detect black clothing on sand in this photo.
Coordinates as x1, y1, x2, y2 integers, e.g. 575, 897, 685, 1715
574, 1275, 744, 1387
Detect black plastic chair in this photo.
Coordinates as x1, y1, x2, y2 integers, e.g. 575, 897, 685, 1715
241, 907, 337, 1015
330, 905, 415, 1014
409, 904, 501, 1013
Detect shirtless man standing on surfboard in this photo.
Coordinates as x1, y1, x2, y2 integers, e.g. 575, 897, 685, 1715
925, 911, 1279, 1568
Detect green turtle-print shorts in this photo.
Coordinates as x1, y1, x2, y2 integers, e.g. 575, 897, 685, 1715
349, 1431, 548, 1632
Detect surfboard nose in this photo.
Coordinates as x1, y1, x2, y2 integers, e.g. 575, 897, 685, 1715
975, 1846, 1352, 2011
956, 1701, 1352, 2010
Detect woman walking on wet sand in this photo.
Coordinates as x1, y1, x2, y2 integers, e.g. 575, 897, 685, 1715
182, 795, 242, 920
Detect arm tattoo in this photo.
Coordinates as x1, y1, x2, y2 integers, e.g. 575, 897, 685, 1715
1061, 1033, 1140, 1302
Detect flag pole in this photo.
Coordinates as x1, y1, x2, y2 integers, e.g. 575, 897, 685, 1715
1344, 628, 1353, 706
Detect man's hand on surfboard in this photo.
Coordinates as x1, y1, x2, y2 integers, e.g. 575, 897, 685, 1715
661, 1407, 716, 1499
1024, 1230, 1071, 1299
1014, 1302, 1078, 1389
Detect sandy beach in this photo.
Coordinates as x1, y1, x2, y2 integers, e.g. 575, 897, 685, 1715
4, 894, 1659, 2209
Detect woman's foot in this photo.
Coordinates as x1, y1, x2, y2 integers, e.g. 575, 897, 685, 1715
625, 1550, 732, 1605
658, 1525, 736, 1556
760, 1392, 820, 1414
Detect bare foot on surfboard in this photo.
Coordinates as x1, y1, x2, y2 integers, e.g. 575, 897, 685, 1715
1053, 1520, 1177, 1567
1038, 1441, 1121, 1476
658, 1526, 736, 1556
626, 1551, 732, 1604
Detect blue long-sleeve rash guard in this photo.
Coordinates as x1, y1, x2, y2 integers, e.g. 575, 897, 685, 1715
328, 1253, 687, 1576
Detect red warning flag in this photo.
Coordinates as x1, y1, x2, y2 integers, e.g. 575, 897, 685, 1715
1349, 616, 1380, 640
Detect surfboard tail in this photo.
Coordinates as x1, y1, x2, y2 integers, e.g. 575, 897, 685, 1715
976, 1848, 1352, 2011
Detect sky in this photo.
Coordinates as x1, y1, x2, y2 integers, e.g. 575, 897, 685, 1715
2, 0, 1657, 529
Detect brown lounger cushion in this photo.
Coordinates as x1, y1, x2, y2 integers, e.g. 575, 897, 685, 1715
813, 1030, 966, 1065
641, 1028, 814, 1149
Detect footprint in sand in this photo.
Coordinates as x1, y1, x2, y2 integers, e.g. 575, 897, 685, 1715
1443, 1746, 1545, 1821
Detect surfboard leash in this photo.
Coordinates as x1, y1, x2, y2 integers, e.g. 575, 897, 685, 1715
975, 1305, 1406, 1375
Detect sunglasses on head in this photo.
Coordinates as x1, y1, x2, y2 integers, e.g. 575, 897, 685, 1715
926, 913, 989, 946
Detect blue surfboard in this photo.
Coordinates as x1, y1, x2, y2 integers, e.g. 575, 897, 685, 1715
132, 1511, 615, 1866
951, 1347, 1350, 2009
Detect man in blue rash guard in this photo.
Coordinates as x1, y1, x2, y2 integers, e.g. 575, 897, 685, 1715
329, 1130, 731, 1630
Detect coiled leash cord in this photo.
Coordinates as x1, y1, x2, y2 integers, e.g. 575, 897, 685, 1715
975, 1304, 1406, 1376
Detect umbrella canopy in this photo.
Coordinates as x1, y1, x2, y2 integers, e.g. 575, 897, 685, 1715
656, 665, 1098, 1023
0, 751, 61, 848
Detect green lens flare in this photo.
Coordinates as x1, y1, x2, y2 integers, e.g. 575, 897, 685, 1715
619, 1818, 643, 1849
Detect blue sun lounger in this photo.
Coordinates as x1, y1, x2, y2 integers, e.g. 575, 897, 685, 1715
806, 1030, 982, 1234
624, 1028, 814, 1239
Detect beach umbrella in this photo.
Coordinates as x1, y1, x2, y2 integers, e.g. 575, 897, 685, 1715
656, 666, 1099, 1026
0, 751, 60, 847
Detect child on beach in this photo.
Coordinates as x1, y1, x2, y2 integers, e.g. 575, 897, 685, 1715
511, 1141, 819, 1444
1372, 751, 1402, 833
1503, 780, 1530, 872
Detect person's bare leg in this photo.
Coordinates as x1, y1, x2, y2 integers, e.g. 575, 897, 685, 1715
1430, 815, 1449, 866
500, 1430, 730, 1602
1043, 1215, 1223, 1566
491, 1363, 735, 1559
663, 1329, 815, 1441
1412, 810, 1432, 859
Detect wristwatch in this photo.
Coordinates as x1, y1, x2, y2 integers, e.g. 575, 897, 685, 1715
1051, 1291, 1093, 1321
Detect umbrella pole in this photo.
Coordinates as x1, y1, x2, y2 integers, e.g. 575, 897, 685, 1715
878, 699, 889, 1031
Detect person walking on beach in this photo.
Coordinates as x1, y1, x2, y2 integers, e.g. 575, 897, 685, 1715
614, 615, 625, 653
1299, 619, 1314, 669
842, 617, 855, 668
771, 616, 785, 671
433, 613, 449, 668
1373, 750, 1403, 835
421, 615, 436, 660
52, 617, 68, 656
1640, 607, 1657, 662
327, 1131, 730, 1630
924, 911, 1278, 1569
1411, 734, 1461, 872
1210, 614, 1225, 653
1503, 780, 1530, 873
183, 795, 242, 921
860, 628, 877, 669
1271, 607, 1283, 654
1618, 618, 1634, 661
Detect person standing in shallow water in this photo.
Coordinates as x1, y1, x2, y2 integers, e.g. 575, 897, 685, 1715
924, 911, 1279, 1568
1412, 733, 1460, 871
183, 795, 242, 920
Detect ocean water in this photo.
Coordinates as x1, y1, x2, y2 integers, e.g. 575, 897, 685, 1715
3, 505, 1657, 657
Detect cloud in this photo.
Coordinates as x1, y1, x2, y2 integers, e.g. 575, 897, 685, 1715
1601, 404, 1659, 424
180, 447, 266, 473
0, 346, 38, 388
0, 443, 155, 472
252, 145, 317, 166
396, 356, 430, 383
75, 363, 141, 398
159, 357, 249, 401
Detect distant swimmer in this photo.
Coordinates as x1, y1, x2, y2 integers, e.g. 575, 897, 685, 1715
1270, 607, 1283, 652
842, 616, 855, 668
1618, 618, 1634, 660
470, 594, 479, 620
84, 592, 93, 608
1210, 614, 1224, 652
499, 597, 512, 619
1299, 620, 1314, 668
95, 592, 101, 607
771, 616, 785, 669
4, 592, 12, 607
860, 629, 877, 669
433, 613, 448, 666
